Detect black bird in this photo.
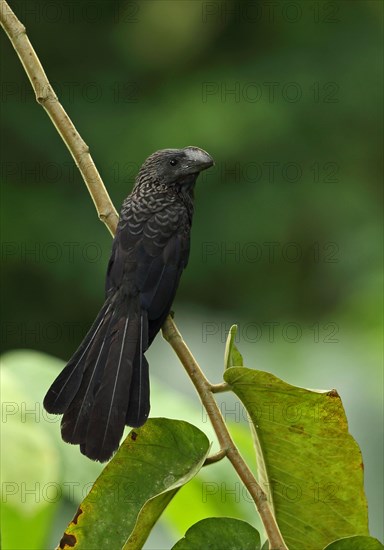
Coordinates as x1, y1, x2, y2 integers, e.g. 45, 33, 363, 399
44, 146, 214, 462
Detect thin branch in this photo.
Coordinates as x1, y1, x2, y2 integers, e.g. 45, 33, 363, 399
1, 3, 287, 548
0, 0, 118, 236
162, 317, 287, 550
203, 448, 227, 466
209, 381, 231, 393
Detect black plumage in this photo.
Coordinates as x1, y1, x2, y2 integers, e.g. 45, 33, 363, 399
43, 146, 214, 461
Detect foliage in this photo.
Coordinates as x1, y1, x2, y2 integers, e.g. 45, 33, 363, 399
2, 341, 382, 549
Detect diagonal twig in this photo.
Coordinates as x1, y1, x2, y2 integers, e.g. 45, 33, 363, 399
162, 317, 286, 549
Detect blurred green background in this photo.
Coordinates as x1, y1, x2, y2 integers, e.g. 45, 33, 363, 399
1, 0, 382, 548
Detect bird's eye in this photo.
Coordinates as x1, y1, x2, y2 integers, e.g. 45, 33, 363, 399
169, 159, 178, 167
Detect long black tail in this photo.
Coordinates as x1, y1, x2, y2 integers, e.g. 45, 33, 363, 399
43, 292, 150, 462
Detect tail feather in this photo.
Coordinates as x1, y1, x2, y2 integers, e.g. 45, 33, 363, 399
43, 301, 112, 414
82, 311, 140, 461
43, 290, 152, 462
60, 304, 117, 445
125, 354, 150, 428
126, 312, 150, 427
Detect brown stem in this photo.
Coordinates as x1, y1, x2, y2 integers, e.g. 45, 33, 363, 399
209, 381, 231, 393
162, 317, 287, 550
203, 449, 227, 466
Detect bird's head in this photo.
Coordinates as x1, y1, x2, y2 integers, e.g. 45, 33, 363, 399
136, 146, 214, 192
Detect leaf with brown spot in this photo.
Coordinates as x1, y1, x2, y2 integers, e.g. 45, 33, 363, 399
57, 418, 209, 550
59, 533, 76, 548
224, 367, 369, 550
71, 507, 82, 525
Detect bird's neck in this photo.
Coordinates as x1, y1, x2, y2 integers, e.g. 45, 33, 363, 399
176, 185, 194, 223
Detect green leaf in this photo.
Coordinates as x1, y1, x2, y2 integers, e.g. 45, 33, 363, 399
59, 418, 210, 550
163, 418, 264, 540
224, 325, 243, 369
323, 536, 384, 549
224, 367, 369, 550
0, 351, 103, 504
1, 502, 57, 550
172, 517, 261, 549
1, 353, 63, 550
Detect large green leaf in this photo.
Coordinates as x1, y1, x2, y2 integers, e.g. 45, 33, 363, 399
163, 419, 263, 540
0, 350, 103, 497
0, 501, 57, 550
172, 517, 261, 549
1, 351, 103, 549
58, 418, 210, 549
224, 367, 369, 550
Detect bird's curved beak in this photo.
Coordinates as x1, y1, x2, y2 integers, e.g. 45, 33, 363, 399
183, 146, 214, 174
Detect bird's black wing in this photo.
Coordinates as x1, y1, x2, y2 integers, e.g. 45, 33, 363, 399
112, 200, 191, 426
110, 198, 191, 337
136, 207, 190, 330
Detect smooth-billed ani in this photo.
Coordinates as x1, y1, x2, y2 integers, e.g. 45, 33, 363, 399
43, 146, 214, 462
